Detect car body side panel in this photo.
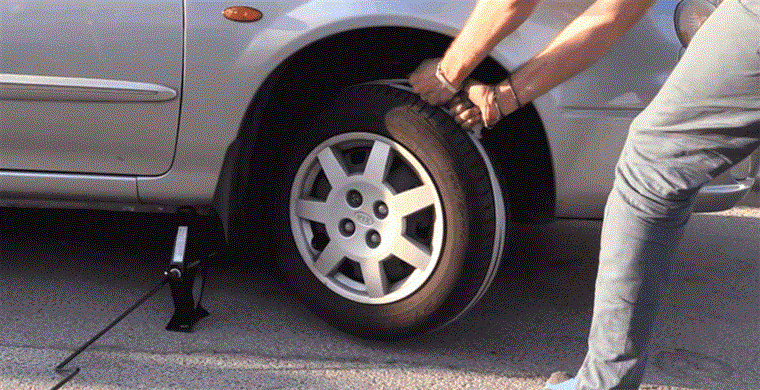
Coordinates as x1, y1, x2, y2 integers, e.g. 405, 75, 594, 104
531, 0, 683, 218
3, 0, 740, 221
138, 0, 573, 205
0, 0, 182, 176
138, 0, 480, 204
140, 0, 680, 219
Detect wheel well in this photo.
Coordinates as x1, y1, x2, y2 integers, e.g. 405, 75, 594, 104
482, 104, 556, 224
228, 27, 554, 247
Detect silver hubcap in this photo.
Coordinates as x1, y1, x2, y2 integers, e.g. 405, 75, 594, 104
289, 133, 444, 305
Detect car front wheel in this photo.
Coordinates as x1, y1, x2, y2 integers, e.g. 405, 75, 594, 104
275, 84, 507, 340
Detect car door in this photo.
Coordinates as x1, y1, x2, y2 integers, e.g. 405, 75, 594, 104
0, 0, 182, 176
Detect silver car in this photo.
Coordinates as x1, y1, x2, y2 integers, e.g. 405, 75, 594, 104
0, 0, 747, 339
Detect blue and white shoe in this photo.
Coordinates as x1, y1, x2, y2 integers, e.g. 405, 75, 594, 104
545, 372, 576, 390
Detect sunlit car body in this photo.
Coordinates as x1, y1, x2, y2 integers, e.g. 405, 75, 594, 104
1, 0, 753, 339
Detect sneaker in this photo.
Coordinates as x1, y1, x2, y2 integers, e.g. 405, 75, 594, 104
545, 371, 576, 390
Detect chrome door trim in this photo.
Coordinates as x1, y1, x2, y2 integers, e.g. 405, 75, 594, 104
0, 74, 177, 102
0, 171, 138, 201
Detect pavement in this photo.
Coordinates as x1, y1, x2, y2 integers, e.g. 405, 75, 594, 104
0, 189, 758, 390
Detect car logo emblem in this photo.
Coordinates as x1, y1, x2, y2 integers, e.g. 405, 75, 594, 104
354, 212, 374, 227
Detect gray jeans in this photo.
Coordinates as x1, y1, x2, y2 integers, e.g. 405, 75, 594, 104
575, 0, 760, 389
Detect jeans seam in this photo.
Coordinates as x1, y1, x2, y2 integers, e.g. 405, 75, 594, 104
738, 0, 760, 20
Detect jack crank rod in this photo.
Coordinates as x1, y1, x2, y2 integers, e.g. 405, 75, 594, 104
50, 275, 171, 390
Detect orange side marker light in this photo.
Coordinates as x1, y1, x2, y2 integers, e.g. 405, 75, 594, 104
223, 6, 263, 22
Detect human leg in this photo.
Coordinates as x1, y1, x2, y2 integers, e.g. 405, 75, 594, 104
572, 0, 760, 389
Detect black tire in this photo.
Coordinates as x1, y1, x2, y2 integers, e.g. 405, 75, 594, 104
275, 84, 504, 340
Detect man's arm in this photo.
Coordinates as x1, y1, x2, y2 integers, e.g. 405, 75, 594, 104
441, 0, 542, 88
411, 0, 659, 128
504, 0, 658, 112
408, 0, 541, 105
450, 0, 658, 128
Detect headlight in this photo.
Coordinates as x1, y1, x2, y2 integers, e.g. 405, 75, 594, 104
674, 0, 722, 47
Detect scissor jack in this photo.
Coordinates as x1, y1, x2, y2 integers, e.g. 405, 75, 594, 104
49, 210, 223, 390
165, 215, 215, 332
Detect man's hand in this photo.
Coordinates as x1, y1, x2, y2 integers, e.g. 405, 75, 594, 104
450, 80, 504, 129
451, 79, 525, 130
408, 58, 458, 106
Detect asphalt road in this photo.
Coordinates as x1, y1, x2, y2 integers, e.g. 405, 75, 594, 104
0, 195, 758, 390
